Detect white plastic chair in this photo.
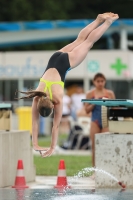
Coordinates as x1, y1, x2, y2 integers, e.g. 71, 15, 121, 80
69, 117, 91, 150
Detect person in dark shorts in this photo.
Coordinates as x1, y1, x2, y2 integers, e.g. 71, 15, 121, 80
85, 73, 115, 166
18, 13, 119, 157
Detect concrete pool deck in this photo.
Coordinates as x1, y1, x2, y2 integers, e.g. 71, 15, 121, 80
5, 176, 95, 189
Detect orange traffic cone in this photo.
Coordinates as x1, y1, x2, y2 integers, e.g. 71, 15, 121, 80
12, 160, 29, 189
54, 160, 71, 189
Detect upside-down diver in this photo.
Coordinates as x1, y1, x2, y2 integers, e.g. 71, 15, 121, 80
18, 12, 119, 157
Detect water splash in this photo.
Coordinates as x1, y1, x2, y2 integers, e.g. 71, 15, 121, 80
65, 167, 126, 191
66, 167, 119, 190
73, 167, 118, 182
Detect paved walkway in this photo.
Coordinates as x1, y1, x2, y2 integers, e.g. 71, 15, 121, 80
28, 176, 95, 189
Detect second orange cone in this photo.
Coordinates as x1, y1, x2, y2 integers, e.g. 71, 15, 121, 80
54, 159, 71, 189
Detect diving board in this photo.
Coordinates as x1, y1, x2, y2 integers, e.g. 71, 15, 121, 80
0, 103, 12, 109
82, 99, 133, 107
82, 99, 133, 133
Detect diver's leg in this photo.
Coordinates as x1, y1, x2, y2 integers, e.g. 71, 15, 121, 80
59, 14, 105, 53
68, 14, 119, 68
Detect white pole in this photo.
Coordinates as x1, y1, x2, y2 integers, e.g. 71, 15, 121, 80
18, 79, 24, 107
120, 28, 128, 50
84, 76, 90, 93
83, 57, 90, 93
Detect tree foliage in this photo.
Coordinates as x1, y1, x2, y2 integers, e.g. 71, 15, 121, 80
0, 0, 133, 50
0, 0, 133, 21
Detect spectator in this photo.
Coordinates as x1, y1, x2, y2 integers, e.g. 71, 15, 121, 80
77, 103, 91, 118
85, 73, 115, 167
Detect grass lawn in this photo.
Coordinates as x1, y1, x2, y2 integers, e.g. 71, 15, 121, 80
34, 135, 92, 176
34, 155, 92, 176
37, 134, 68, 147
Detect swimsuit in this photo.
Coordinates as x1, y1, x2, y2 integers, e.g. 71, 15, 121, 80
40, 79, 64, 100
40, 52, 71, 100
91, 90, 109, 129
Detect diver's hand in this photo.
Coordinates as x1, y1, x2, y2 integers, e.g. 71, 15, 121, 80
33, 145, 49, 152
41, 147, 55, 158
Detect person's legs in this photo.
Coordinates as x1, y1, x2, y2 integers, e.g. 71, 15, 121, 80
90, 122, 101, 167
59, 14, 105, 53
68, 14, 119, 68
101, 127, 109, 133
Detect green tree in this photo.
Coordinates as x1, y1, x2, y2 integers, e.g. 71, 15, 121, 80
0, 0, 133, 21
0, 0, 133, 50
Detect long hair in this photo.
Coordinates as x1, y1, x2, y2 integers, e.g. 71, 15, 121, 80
15, 90, 47, 100
16, 90, 53, 117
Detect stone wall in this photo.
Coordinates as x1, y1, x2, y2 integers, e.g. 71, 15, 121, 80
0, 131, 35, 187
95, 133, 133, 188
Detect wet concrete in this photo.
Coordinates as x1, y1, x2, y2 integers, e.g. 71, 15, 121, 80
95, 133, 133, 188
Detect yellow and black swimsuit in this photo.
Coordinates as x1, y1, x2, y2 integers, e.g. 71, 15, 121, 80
40, 52, 71, 100
40, 78, 64, 100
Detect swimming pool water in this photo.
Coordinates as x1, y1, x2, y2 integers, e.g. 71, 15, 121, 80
0, 189, 133, 200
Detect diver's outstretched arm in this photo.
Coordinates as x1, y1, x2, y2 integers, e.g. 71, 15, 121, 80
41, 102, 63, 157
32, 97, 49, 151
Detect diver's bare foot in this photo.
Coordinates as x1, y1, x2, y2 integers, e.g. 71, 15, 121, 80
102, 12, 114, 19
96, 13, 119, 24
96, 14, 106, 24
105, 13, 119, 24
